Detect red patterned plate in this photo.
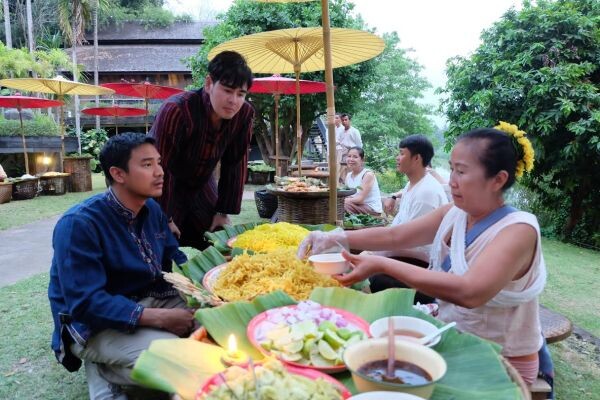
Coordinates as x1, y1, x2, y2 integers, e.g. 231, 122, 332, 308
197, 363, 351, 399
247, 304, 370, 373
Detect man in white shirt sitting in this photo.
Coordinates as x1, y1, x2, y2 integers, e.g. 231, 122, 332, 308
374, 134, 448, 301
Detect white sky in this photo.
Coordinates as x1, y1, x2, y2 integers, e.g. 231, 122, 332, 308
164, 0, 522, 125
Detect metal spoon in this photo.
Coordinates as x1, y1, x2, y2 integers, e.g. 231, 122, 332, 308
418, 321, 457, 345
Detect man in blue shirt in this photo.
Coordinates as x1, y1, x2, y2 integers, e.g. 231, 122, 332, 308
48, 133, 193, 399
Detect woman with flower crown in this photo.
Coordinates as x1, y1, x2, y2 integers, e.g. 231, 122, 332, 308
297, 124, 545, 384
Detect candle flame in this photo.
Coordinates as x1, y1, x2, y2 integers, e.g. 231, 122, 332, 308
227, 334, 238, 356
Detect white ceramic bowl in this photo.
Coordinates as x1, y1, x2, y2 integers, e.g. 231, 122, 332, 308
343, 338, 447, 399
308, 253, 349, 275
369, 316, 441, 347
348, 392, 425, 400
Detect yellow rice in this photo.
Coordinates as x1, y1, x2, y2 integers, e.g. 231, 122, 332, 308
233, 222, 309, 253
213, 249, 340, 301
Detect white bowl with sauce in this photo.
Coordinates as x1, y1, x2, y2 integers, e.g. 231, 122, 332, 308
343, 338, 446, 399
369, 316, 441, 347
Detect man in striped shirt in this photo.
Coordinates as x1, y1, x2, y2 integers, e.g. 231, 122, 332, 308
151, 51, 254, 250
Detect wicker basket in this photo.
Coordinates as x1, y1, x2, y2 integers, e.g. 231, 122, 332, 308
63, 156, 92, 192
254, 189, 278, 219
249, 170, 271, 185
40, 174, 70, 195
0, 182, 12, 204
275, 194, 346, 225
12, 178, 40, 200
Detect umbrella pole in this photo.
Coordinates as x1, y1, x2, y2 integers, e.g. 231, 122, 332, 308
19, 109, 29, 175
59, 99, 65, 172
295, 66, 302, 178
145, 98, 149, 134
321, 0, 338, 225
275, 93, 280, 177
115, 115, 119, 135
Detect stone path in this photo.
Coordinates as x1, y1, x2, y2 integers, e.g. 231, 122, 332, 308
0, 191, 256, 288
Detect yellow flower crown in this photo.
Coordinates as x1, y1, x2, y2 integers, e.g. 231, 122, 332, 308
494, 121, 535, 178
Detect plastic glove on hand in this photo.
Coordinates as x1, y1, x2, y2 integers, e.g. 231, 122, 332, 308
296, 228, 349, 259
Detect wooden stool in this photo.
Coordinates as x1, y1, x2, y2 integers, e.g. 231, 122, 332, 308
540, 306, 573, 344
531, 377, 552, 400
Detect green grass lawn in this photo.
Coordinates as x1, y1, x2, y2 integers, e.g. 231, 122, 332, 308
0, 180, 598, 399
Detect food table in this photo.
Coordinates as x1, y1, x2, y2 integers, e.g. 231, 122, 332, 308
290, 169, 330, 183
132, 225, 532, 400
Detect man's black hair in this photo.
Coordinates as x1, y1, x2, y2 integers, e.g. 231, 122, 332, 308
398, 134, 434, 167
208, 51, 253, 90
341, 113, 351, 120
99, 133, 156, 184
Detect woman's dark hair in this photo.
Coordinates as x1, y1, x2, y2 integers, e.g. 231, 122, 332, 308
398, 134, 434, 167
348, 146, 365, 160
457, 128, 517, 190
208, 51, 253, 90
100, 132, 156, 184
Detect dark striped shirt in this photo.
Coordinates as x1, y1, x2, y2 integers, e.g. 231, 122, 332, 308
150, 88, 254, 227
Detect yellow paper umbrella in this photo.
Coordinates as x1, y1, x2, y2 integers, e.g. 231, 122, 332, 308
208, 27, 383, 175
253, 0, 341, 223
0, 76, 115, 156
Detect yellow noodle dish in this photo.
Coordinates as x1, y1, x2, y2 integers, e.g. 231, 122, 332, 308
213, 249, 340, 301
233, 222, 309, 253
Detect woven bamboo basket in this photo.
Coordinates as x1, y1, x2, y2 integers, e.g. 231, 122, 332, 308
268, 188, 355, 225
12, 178, 40, 200
40, 173, 70, 195
254, 189, 278, 219
0, 182, 12, 204
63, 157, 92, 192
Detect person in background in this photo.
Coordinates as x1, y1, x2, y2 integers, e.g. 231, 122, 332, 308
338, 113, 362, 184
344, 147, 383, 216
299, 125, 545, 385
151, 51, 254, 250
48, 133, 192, 399
331, 113, 345, 183
0, 162, 7, 181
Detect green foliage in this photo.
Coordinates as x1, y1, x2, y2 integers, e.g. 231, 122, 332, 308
439, 0, 600, 244
375, 169, 407, 194
79, 128, 109, 171
0, 42, 71, 79
248, 163, 275, 172
139, 6, 174, 29
0, 114, 60, 137
186, 0, 378, 162
364, 136, 398, 173
98, 0, 183, 29
353, 32, 435, 148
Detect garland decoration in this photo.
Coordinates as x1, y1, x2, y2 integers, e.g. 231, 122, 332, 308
495, 121, 535, 178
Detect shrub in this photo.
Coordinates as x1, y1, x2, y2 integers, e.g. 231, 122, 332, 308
376, 169, 407, 195
0, 114, 59, 137
80, 128, 109, 172
139, 6, 175, 29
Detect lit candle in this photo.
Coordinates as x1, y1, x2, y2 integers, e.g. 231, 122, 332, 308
220, 334, 249, 367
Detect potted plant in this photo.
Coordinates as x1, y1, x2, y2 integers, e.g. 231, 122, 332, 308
248, 163, 276, 185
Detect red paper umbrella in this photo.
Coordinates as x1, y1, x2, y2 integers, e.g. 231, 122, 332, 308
81, 106, 147, 135
101, 82, 184, 133
0, 95, 64, 174
250, 75, 327, 176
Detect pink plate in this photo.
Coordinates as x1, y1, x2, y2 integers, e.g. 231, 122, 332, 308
247, 305, 370, 373
201, 264, 227, 297
197, 363, 352, 399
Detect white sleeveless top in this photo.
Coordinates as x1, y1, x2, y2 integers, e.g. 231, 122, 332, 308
430, 206, 546, 356
345, 168, 383, 213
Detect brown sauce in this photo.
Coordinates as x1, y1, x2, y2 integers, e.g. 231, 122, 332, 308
357, 359, 432, 385
378, 329, 425, 339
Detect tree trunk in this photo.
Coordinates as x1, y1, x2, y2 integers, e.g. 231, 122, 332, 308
3, 0, 11, 49
25, 0, 33, 52
564, 185, 587, 238
72, 24, 82, 154
93, 0, 100, 131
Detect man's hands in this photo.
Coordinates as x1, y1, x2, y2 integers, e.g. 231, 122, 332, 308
210, 213, 231, 232
139, 308, 196, 337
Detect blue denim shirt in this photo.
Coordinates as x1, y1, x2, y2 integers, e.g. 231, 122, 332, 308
48, 189, 186, 370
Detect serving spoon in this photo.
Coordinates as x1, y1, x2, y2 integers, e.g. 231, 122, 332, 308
417, 321, 457, 345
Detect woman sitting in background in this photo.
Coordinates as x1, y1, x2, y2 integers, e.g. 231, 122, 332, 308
299, 124, 545, 384
343, 147, 383, 216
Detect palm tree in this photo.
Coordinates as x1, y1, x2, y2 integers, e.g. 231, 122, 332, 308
3, 0, 11, 49
93, 0, 100, 130
25, 0, 33, 52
